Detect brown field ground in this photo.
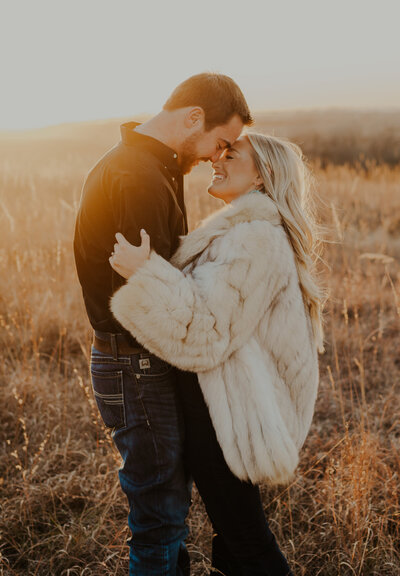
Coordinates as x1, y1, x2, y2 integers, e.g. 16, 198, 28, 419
0, 110, 399, 575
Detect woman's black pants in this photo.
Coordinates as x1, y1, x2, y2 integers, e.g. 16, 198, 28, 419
177, 371, 293, 576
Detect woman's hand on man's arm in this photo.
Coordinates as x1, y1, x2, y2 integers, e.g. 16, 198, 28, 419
109, 230, 151, 279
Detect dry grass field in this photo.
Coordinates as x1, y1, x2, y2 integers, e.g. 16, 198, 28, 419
0, 110, 399, 575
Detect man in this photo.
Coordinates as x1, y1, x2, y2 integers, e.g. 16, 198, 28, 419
74, 73, 253, 575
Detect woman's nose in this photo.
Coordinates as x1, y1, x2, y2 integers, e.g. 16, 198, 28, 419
212, 156, 223, 169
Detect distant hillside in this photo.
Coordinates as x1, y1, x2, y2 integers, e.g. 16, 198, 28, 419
254, 109, 400, 167
1, 109, 400, 167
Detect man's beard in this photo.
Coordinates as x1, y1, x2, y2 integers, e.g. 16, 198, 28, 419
177, 134, 202, 175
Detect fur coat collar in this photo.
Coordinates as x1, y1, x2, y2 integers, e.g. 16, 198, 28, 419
171, 192, 282, 270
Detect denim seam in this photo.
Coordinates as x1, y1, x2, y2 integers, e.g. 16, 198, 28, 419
163, 542, 168, 576
119, 374, 128, 432
129, 366, 161, 484
132, 369, 174, 381
90, 356, 131, 365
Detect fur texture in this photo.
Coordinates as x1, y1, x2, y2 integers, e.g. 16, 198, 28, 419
111, 193, 319, 484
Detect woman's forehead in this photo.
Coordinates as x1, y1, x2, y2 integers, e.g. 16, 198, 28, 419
230, 135, 251, 154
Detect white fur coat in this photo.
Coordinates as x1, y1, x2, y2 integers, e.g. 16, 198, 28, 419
111, 193, 319, 485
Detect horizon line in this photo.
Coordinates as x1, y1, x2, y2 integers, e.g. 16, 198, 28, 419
1, 104, 400, 137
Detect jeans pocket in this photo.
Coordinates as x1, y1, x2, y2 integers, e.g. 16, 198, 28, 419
90, 369, 126, 430
132, 353, 175, 383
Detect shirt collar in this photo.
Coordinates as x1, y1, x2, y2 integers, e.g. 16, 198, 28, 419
120, 121, 181, 174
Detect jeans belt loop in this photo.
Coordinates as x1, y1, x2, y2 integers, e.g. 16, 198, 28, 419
110, 333, 118, 360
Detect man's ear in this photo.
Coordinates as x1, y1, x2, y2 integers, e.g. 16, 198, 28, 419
184, 107, 205, 129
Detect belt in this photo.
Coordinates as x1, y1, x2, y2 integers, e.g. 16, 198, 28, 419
93, 330, 147, 357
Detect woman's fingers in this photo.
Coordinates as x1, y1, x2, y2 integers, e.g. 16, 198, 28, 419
140, 229, 150, 251
115, 232, 129, 244
110, 230, 149, 278
115, 230, 149, 250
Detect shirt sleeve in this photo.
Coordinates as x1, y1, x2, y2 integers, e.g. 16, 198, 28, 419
110, 169, 173, 260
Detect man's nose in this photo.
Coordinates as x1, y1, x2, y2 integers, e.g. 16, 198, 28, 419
210, 149, 223, 163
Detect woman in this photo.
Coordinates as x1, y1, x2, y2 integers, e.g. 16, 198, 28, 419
109, 133, 324, 575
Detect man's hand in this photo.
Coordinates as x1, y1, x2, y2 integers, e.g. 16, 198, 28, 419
109, 230, 150, 279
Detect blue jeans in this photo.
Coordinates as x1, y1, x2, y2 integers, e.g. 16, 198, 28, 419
90, 346, 191, 575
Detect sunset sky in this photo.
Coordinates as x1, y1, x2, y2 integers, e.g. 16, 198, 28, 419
1, 0, 399, 131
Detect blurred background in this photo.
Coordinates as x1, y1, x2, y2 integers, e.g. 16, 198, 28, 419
1, 1, 399, 575
1, 0, 400, 131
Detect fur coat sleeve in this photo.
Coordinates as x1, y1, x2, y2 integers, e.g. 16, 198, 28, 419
111, 220, 289, 372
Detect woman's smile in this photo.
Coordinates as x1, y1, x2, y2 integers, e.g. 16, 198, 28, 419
211, 171, 226, 183
208, 136, 262, 203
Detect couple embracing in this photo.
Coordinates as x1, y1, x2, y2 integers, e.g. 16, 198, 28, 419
74, 73, 323, 576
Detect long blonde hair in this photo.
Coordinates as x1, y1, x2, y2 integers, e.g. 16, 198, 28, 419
246, 132, 325, 353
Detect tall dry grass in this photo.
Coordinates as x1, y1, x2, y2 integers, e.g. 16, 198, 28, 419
0, 116, 399, 575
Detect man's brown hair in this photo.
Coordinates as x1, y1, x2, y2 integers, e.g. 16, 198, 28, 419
163, 73, 253, 131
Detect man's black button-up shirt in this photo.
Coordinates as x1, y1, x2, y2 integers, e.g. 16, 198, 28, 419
74, 121, 188, 335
